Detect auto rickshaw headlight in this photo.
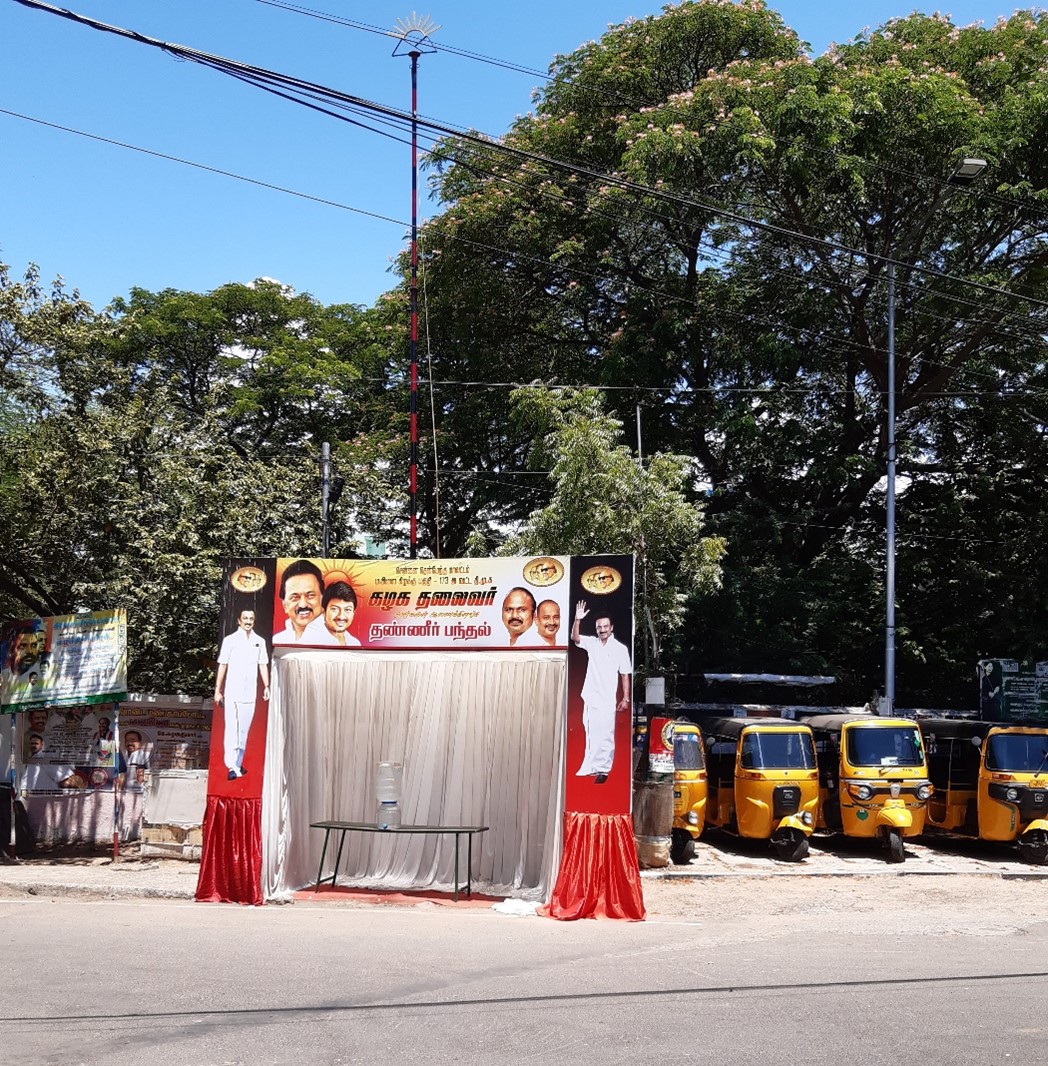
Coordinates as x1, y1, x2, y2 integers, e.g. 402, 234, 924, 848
687, 812, 699, 825
917, 784, 933, 801
1006, 787, 1019, 801
853, 784, 874, 801
801, 811, 814, 826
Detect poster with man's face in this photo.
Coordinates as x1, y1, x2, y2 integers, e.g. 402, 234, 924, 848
269, 556, 570, 651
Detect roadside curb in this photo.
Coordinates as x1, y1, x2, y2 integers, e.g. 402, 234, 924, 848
0, 878, 196, 900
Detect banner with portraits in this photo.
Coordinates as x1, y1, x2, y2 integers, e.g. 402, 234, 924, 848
17, 700, 211, 795
0, 610, 128, 712
240, 555, 572, 651
200, 553, 640, 915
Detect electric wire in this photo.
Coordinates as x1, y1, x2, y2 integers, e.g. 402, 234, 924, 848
255, 0, 1048, 227
6, 105, 1046, 410
12, 0, 1048, 315
12, 2, 1048, 407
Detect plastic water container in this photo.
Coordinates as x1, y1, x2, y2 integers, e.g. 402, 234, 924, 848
377, 800, 401, 830
376, 762, 403, 804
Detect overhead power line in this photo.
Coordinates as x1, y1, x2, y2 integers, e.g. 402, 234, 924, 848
6, 104, 1046, 408
253, 0, 551, 79
12, 0, 1048, 315
257, 0, 1048, 228
0, 107, 405, 228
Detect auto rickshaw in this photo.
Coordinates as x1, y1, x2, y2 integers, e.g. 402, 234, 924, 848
670, 719, 707, 863
803, 713, 932, 863
700, 717, 818, 861
921, 718, 1048, 864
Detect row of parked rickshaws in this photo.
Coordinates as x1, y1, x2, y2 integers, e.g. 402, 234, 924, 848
668, 713, 1048, 865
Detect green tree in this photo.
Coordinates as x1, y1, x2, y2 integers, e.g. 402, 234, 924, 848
410, 1, 1048, 704
0, 271, 403, 692
500, 388, 725, 676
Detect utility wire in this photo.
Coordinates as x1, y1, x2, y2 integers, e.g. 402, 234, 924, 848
6, 106, 1046, 409
12, 0, 1048, 314
253, 0, 551, 79
256, 0, 1048, 226
10, 5, 1048, 406
0, 107, 405, 227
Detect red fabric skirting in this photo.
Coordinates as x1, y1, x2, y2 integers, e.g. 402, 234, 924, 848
195, 796, 264, 905
543, 811, 646, 921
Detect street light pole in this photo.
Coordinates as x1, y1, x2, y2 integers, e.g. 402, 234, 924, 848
884, 263, 897, 712
882, 156, 986, 714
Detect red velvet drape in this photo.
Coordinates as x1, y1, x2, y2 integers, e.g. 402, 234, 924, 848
543, 811, 646, 921
195, 796, 263, 905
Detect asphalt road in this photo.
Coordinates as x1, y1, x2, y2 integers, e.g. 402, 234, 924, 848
3, 891, 1046, 1066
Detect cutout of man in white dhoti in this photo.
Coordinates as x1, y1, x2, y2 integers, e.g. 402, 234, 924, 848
214, 610, 270, 780
571, 600, 632, 784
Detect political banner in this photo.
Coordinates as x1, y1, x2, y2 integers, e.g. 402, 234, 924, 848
265, 555, 569, 651
18, 704, 119, 794
17, 700, 211, 795
1, 610, 128, 712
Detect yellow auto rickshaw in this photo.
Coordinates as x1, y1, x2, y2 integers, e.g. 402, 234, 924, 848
670, 719, 707, 863
922, 718, 1048, 864
701, 717, 818, 861
804, 713, 932, 862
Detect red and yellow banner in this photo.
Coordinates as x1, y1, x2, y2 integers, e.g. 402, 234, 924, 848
268, 555, 570, 651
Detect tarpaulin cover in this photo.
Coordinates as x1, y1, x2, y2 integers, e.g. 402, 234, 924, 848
195, 796, 263, 905
543, 811, 645, 921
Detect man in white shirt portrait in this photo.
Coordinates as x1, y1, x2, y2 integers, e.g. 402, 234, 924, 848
304, 580, 361, 647
571, 600, 633, 784
214, 610, 270, 780
272, 559, 325, 645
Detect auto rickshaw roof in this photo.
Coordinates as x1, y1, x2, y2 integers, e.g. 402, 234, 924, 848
799, 713, 921, 731
699, 716, 813, 739
916, 718, 993, 740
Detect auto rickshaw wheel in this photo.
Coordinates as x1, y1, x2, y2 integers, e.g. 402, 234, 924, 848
1018, 830, 1048, 865
671, 828, 696, 865
772, 829, 809, 863
886, 828, 905, 863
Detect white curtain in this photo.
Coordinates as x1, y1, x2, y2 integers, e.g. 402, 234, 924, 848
261, 650, 565, 901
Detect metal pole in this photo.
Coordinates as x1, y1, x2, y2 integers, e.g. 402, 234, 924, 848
409, 49, 420, 559
885, 262, 896, 713
636, 405, 643, 467
321, 441, 331, 558
112, 701, 120, 862
393, 18, 437, 559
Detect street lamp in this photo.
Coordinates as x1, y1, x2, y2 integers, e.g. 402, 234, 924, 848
883, 156, 986, 715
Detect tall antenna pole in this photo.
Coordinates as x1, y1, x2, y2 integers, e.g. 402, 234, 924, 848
394, 15, 438, 560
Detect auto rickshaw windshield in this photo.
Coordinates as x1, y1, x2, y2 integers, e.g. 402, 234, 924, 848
846, 726, 924, 767
740, 731, 816, 770
674, 733, 704, 770
986, 733, 1048, 773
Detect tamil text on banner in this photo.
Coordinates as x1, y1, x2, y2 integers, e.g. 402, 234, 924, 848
18, 704, 119, 794
271, 555, 569, 650
0, 610, 128, 712
17, 699, 211, 796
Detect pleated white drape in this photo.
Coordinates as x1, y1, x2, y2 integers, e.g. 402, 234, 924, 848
261, 650, 566, 901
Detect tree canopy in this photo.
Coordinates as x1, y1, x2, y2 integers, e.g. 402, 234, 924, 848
0, 272, 402, 692
412, 1, 1048, 705
3, 2, 1048, 707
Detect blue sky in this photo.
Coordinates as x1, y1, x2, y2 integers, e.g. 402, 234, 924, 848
0, 0, 1020, 310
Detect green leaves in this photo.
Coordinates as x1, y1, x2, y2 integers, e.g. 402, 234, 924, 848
0, 271, 402, 692
502, 388, 725, 672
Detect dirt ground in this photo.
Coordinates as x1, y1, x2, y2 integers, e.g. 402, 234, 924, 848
640, 872, 1048, 937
